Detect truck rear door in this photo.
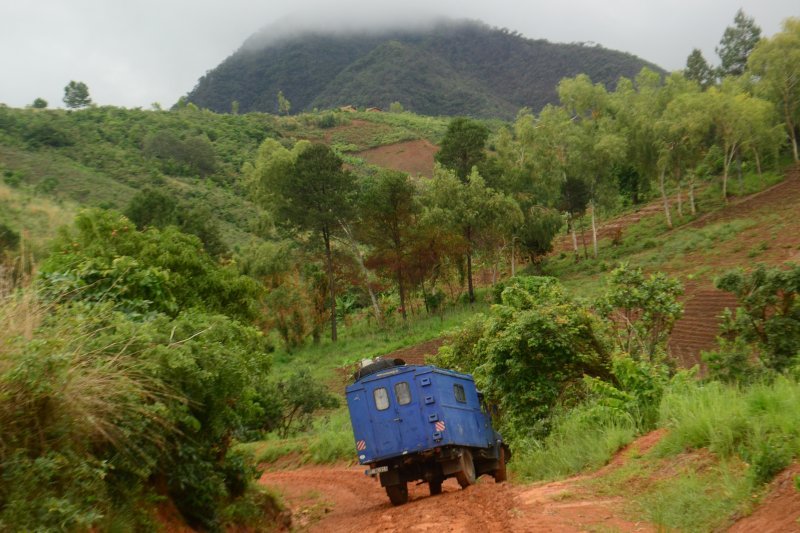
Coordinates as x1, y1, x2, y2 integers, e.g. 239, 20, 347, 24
364, 373, 426, 457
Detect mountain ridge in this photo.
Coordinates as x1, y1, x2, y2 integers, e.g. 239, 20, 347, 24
184, 19, 665, 119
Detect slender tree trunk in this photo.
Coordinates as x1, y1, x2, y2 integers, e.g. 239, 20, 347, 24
784, 101, 799, 163
677, 185, 683, 218
689, 179, 697, 215
511, 238, 516, 277
737, 154, 743, 195
571, 224, 579, 260
466, 225, 475, 303
397, 266, 407, 321
323, 229, 337, 342
339, 221, 383, 326
753, 148, 762, 177
659, 168, 673, 229
579, 216, 588, 260
590, 201, 598, 258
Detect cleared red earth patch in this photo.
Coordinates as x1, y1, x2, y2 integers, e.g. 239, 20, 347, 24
729, 463, 800, 533
356, 139, 438, 177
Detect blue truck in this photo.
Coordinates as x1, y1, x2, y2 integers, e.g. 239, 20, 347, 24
345, 358, 510, 505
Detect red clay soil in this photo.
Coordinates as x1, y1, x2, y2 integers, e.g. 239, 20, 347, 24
667, 283, 738, 368
729, 463, 800, 533
383, 338, 445, 366
356, 139, 438, 177
259, 431, 667, 532
549, 165, 800, 367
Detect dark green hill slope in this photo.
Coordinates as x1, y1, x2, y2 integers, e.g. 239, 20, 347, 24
185, 20, 664, 119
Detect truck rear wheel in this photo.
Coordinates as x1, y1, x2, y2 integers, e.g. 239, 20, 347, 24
493, 445, 508, 483
429, 477, 443, 495
455, 449, 476, 488
385, 483, 409, 505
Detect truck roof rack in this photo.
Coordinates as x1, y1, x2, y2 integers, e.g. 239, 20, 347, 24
352, 357, 407, 382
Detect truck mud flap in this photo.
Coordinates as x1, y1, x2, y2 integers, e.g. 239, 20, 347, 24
379, 469, 401, 487
440, 457, 462, 476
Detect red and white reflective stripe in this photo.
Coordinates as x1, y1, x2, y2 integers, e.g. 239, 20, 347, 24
435, 420, 446, 432
356, 439, 367, 451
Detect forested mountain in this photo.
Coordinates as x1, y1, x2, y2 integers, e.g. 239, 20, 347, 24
184, 20, 664, 118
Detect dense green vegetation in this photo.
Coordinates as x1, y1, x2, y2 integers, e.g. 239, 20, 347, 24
185, 19, 664, 119
0, 11, 799, 531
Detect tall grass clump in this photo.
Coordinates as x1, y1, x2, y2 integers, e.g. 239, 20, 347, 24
657, 377, 800, 484
511, 405, 637, 481
0, 283, 170, 530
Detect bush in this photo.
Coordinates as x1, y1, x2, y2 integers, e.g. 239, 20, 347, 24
433, 275, 612, 439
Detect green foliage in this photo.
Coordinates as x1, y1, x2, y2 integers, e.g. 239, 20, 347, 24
595, 264, 683, 361
38, 209, 259, 321
435, 117, 489, 180
125, 187, 178, 229
0, 208, 277, 530
684, 48, 715, 89
516, 206, 563, 264
273, 368, 340, 438
125, 190, 227, 257
277, 90, 291, 116
713, 264, 800, 373
31, 97, 48, 109
434, 276, 611, 438
143, 130, 216, 176
703, 338, 767, 384
63, 80, 92, 109
716, 9, 762, 77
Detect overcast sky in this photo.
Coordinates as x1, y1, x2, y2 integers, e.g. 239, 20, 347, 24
1, 0, 797, 109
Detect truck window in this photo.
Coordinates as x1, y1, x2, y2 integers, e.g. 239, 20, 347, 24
394, 382, 411, 405
374, 387, 390, 410
454, 383, 466, 403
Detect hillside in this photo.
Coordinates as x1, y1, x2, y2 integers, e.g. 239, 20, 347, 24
184, 20, 664, 118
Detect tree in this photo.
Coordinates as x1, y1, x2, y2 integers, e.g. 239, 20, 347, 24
559, 176, 591, 258
684, 48, 715, 89
277, 90, 291, 115
435, 117, 489, 181
748, 18, 800, 163
424, 166, 521, 303
516, 206, 563, 266
656, 89, 712, 216
63, 80, 92, 108
558, 74, 626, 257
596, 264, 683, 361
125, 188, 178, 229
707, 86, 777, 201
273, 143, 355, 341
31, 97, 48, 109
716, 9, 762, 78
432, 276, 612, 437
358, 169, 418, 321
714, 264, 800, 373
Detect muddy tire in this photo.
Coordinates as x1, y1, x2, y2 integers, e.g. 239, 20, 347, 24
429, 477, 443, 495
455, 449, 476, 488
493, 445, 508, 483
386, 483, 409, 505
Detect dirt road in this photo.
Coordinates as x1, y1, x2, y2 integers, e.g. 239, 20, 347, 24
260, 462, 654, 532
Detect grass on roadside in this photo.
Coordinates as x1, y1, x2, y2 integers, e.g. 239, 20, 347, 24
581, 377, 800, 531
237, 408, 356, 467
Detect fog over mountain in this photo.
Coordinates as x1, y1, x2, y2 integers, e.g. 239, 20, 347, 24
0, 0, 796, 108
185, 18, 665, 118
